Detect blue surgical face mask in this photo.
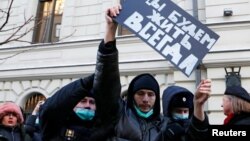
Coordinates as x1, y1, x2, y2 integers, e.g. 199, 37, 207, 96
74, 108, 95, 121
134, 105, 153, 118
172, 113, 189, 121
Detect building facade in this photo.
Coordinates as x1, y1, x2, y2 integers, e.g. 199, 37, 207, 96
1, 0, 250, 124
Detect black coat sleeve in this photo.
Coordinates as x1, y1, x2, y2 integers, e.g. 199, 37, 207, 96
24, 115, 38, 135
187, 113, 209, 141
94, 39, 121, 125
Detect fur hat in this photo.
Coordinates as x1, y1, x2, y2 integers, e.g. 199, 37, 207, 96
0, 102, 24, 124
224, 86, 250, 102
170, 93, 193, 108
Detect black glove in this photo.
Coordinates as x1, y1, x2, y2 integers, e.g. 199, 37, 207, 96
165, 122, 185, 140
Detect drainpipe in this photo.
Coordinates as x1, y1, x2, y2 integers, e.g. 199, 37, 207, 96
192, 0, 198, 20
192, 0, 201, 86
193, 0, 209, 114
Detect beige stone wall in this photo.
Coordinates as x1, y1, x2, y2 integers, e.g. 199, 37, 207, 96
205, 0, 250, 23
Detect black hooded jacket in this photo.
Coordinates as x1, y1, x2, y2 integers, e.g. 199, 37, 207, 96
162, 86, 194, 141
162, 86, 194, 120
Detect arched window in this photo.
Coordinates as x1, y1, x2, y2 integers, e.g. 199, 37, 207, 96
24, 93, 46, 114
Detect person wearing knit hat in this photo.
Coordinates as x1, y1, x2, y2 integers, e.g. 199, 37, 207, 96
162, 86, 194, 141
222, 85, 250, 125
0, 102, 31, 141
127, 73, 160, 119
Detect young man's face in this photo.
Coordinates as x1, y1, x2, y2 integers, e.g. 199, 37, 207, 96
134, 89, 156, 112
2, 112, 18, 127
74, 96, 96, 111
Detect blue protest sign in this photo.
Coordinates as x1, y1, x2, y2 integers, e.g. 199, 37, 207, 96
114, 0, 220, 77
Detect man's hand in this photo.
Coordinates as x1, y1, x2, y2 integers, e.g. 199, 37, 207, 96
32, 100, 45, 115
105, 5, 121, 24
194, 79, 211, 105
193, 79, 211, 121
104, 5, 122, 43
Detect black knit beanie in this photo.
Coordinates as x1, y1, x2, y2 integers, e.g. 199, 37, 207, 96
131, 74, 159, 95
170, 93, 193, 109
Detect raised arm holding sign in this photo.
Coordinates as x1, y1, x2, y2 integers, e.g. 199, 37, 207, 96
92, 4, 212, 141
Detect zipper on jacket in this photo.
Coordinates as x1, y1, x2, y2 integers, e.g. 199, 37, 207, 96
140, 120, 149, 140
11, 127, 15, 141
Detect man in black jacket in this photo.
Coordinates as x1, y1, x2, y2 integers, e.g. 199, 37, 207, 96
39, 75, 102, 141
93, 4, 212, 141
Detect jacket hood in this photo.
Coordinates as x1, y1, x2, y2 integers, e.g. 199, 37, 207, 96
162, 86, 194, 119
127, 73, 160, 119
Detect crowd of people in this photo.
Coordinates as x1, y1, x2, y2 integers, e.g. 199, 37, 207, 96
1, 4, 250, 141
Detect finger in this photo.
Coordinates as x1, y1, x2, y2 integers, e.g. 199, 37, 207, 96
199, 88, 210, 93
114, 6, 121, 15
200, 92, 210, 101
113, 5, 122, 15
202, 80, 211, 87
204, 79, 211, 83
118, 4, 122, 10
200, 82, 211, 89
196, 80, 202, 89
106, 9, 113, 22
111, 7, 120, 17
